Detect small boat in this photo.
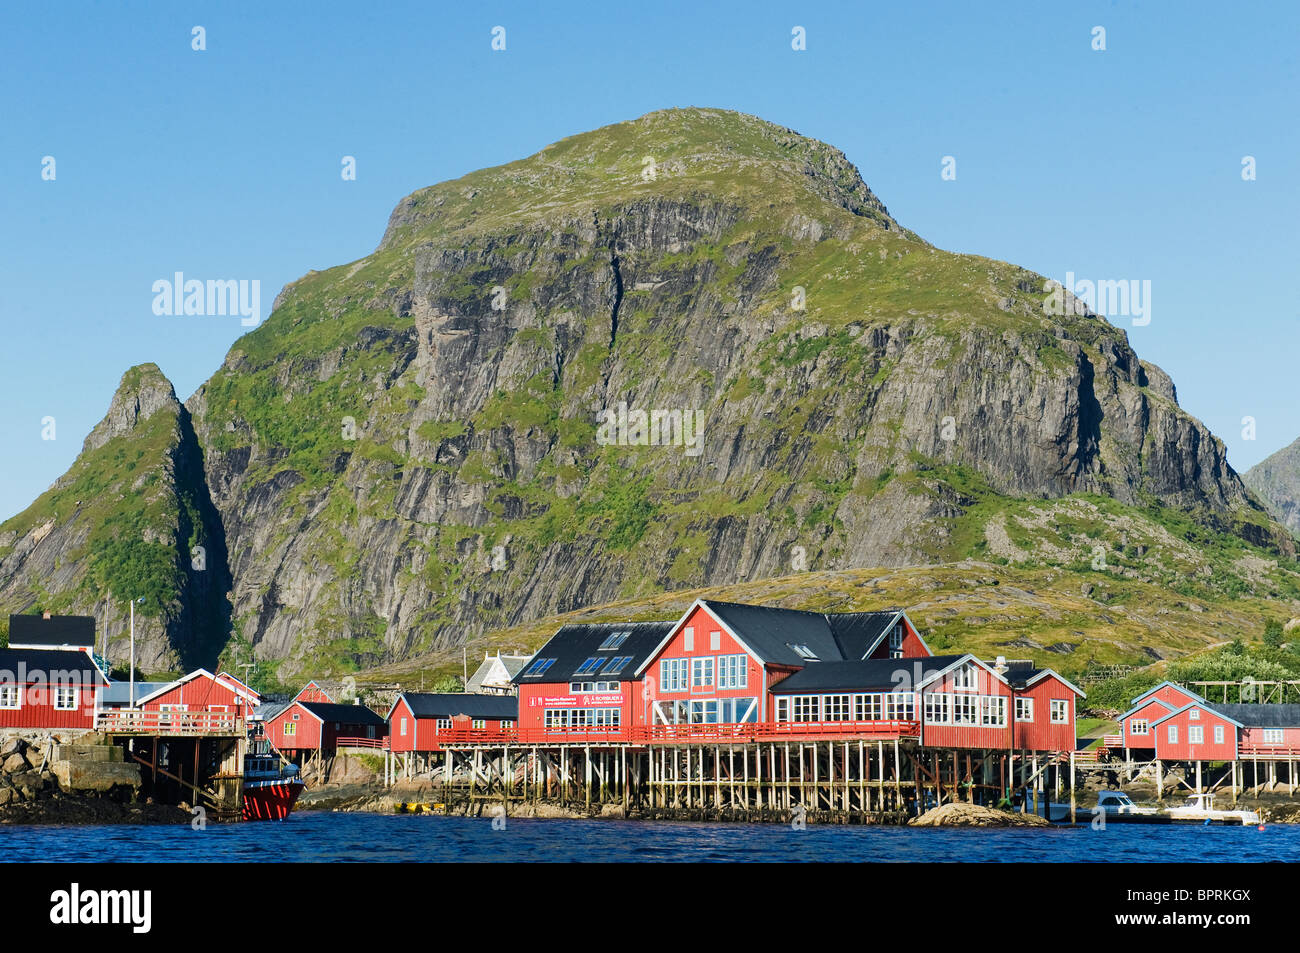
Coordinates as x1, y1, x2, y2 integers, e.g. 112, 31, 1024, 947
1044, 790, 1258, 825
1164, 792, 1259, 826
241, 737, 305, 821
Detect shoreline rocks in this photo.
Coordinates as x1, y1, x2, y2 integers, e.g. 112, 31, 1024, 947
908, 802, 1051, 828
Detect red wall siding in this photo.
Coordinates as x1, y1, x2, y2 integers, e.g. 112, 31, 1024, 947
920, 663, 1014, 750
1122, 699, 1173, 749
517, 680, 640, 739
643, 605, 765, 723
264, 703, 322, 751
865, 617, 931, 660
1011, 675, 1078, 752
294, 683, 333, 704
1241, 726, 1300, 752
141, 675, 252, 714
0, 682, 99, 730
1153, 706, 1238, 761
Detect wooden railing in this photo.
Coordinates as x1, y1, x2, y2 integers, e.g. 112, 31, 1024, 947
1102, 734, 1124, 748
335, 736, 389, 750
430, 720, 922, 747
1238, 743, 1300, 757
97, 709, 245, 735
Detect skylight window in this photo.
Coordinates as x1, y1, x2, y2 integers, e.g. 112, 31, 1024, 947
598, 631, 630, 651
788, 643, 819, 661
523, 658, 557, 678
602, 656, 632, 676
575, 657, 604, 675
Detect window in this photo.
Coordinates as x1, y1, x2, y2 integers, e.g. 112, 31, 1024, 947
1213, 725, 1224, 745
1130, 719, 1148, 736
787, 643, 818, 661
709, 630, 721, 651
0, 685, 18, 709
1168, 724, 1178, 744
717, 655, 748, 689
1015, 698, 1034, 723
792, 696, 819, 722
775, 697, 791, 722
684, 627, 694, 651
660, 659, 688, 693
470, 719, 485, 730
981, 697, 1006, 727
924, 693, 950, 725
953, 665, 977, 692
953, 695, 977, 725
689, 699, 721, 724
575, 657, 604, 676
886, 693, 915, 721
601, 656, 632, 677
1050, 700, 1068, 724
54, 687, 77, 710
436, 718, 452, 731
855, 694, 882, 721
523, 658, 556, 678
1263, 729, 1283, 745
824, 695, 851, 721
889, 626, 904, 659
284, 722, 296, 737
399, 718, 408, 736
1188, 725, 1204, 745
1189, 708, 1200, 720
720, 697, 757, 723
691, 657, 714, 688
598, 631, 629, 650
502, 720, 514, 729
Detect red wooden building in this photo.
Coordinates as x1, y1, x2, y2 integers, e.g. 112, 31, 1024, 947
1119, 681, 1205, 753
387, 693, 518, 752
124, 668, 261, 732
263, 700, 388, 755
512, 600, 1081, 751
0, 646, 108, 731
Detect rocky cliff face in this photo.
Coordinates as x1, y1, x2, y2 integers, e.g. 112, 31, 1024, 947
0, 109, 1289, 678
1245, 438, 1300, 535
0, 365, 230, 671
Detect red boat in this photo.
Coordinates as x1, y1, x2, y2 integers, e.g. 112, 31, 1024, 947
241, 737, 305, 821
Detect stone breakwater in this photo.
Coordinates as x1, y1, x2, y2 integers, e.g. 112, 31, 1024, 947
0, 731, 187, 826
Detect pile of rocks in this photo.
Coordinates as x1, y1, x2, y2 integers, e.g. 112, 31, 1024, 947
0, 736, 54, 806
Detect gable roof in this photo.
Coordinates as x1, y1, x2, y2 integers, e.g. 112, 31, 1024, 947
769, 655, 969, 694
1150, 701, 1245, 729
466, 654, 531, 693
133, 668, 260, 707
1205, 703, 1300, 729
1129, 680, 1206, 709
1002, 666, 1087, 698
634, 599, 920, 675
0, 647, 108, 686
299, 701, 387, 726
7, 614, 95, 650
515, 621, 677, 684
1119, 697, 1176, 721
390, 693, 518, 721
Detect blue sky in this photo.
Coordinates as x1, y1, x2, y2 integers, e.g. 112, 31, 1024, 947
2, 0, 1297, 521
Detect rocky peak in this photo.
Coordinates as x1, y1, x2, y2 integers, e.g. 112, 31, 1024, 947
82, 364, 181, 454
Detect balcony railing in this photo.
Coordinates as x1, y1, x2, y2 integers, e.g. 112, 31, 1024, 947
429, 719, 921, 747
96, 709, 245, 735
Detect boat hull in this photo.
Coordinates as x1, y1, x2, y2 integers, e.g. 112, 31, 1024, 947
241, 778, 305, 821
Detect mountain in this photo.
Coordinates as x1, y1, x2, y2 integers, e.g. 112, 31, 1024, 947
1, 108, 1295, 681
1245, 438, 1300, 535
0, 365, 231, 671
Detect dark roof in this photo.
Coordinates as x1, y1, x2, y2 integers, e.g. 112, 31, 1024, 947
770, 655, 968, 694
299, 701, 386, 726
101, 681, 172, 704
0, 647, 108, 686
1208, 703, 1300, 728
1002, 666, 1045, 690
515, 621, 677, 683
700, 601, 904, 666
7, 614, 95, 649
397, 693, 518, 720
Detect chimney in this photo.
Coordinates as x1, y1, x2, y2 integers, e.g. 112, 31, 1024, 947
42, 611, 52, 620
994, 656, 1008, 674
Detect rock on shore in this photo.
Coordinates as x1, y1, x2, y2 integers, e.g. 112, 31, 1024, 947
908, 802, 1051, 827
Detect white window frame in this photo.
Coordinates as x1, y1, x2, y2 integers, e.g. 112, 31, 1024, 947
953, 665, 977, 692
888, 626, 904, 659
1189, 708, 1200, 720
683, 627, 694, 651
659, 658, 689, 693
1263, 729, 1283, 745
1015, 698, 1034, 723
709, 630, 721, 651
54, 686, 78, 711
1130, 718, 1148, 736
1168, 724, 1178, 744
1188, 725, 1204, 745
691, 657, 714, 689
1213, 725, 1224, 745
0, 685, 20, 710
1050, 699, 1068, 724
399, 717, 408, 736
716, 654, 748, 690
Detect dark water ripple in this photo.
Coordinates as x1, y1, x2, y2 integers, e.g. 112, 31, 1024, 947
0, 813, 1295, 862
